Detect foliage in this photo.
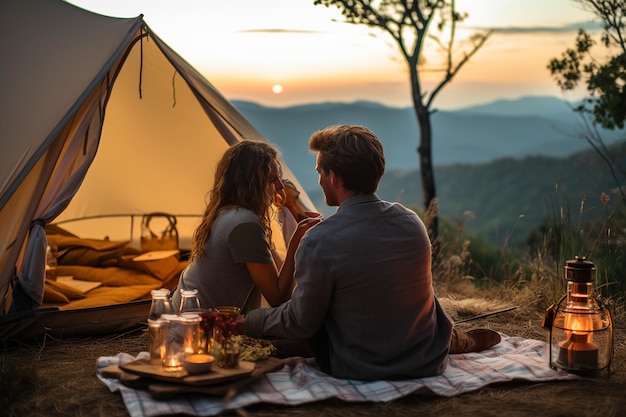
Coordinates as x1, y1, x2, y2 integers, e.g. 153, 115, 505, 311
313, 0, 492, 243
431, 180, 626, 308
432, 207, 525, 286
526, 184, 626, 300
548, 0, 626, 130
232, 335, 277, 362
545, 0, 626, 301
547, 0, 626, 197
421, 140, 626, 304
379, 141, 626, 249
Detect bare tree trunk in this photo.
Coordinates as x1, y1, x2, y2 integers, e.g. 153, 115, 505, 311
415, 107, 439, 241
410, 74, 439, 255
314, 0, 492, 264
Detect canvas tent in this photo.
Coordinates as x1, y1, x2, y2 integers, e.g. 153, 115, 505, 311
0, 0, 313, 340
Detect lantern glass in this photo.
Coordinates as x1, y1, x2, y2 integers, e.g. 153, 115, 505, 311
546, 258, 613, 376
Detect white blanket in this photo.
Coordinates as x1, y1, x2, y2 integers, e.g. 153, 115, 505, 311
97, 335, 580, 417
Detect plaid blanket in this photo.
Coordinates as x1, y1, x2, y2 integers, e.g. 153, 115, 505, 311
96, 335, 579, 417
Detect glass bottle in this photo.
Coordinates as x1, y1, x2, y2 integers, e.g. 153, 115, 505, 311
148, 288, 173, 321
178, 288, 201, 315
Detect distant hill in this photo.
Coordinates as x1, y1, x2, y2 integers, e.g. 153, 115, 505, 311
309, 142, 626, 248
453, 96, 576, 118
232, 96, 626, 193
231, 97, 626, 247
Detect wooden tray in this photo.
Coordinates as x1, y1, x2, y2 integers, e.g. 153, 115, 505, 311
148, 357, 284, 399
105, 357, 285, 399
119, 358, 254, 386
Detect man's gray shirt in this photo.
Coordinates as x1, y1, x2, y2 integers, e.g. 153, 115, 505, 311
246, 193, 453, 380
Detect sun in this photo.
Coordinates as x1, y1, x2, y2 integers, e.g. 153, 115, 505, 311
272, 84, 283, 94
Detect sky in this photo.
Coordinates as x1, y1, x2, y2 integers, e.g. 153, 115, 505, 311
67, 0, 597, 110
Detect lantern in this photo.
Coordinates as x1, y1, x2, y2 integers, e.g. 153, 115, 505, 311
543, 257, 613, 376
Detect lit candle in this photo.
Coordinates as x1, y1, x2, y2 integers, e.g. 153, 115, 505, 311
162, 355, 182, 371
557, 312, 600, 370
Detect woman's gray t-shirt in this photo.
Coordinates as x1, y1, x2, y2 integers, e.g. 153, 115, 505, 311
171, 208, 273, 313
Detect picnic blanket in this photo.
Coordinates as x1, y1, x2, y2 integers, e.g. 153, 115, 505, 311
96, 334, 580, 417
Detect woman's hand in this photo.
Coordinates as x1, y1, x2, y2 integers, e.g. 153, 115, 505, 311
291, 212, 322, 242
246, 213, 322, 307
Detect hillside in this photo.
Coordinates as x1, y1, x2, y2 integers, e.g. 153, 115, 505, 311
231, 97, 626, 247
308, 142, 626, 248
232, 97, 625, 193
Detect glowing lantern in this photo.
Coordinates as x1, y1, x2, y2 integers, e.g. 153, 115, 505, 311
543, 257, 613, 376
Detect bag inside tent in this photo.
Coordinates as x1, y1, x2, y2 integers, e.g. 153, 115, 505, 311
0, 0, 313, 341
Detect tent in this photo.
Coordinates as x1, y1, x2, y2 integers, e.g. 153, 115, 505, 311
0, 0, 313, 340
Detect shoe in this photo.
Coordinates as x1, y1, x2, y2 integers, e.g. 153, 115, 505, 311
449, 328, 501, 354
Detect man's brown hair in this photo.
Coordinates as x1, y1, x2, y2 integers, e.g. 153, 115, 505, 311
309, 125, 385, 194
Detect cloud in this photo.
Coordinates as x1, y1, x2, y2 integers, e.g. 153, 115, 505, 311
463, 20, 603, 35
485, 20, 603, 34
238, 28, 318, 34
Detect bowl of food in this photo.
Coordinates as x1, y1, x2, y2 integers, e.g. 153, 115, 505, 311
182, 354, 214, 374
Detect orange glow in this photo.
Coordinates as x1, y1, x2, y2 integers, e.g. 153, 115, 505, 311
186, 354, 214, 364
563, 309, 602, 343
66, 0, 597, 109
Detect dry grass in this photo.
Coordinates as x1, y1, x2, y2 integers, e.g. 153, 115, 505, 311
2, 288, 625, 417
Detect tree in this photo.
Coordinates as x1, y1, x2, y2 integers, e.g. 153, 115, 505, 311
547, 0, 626, 291
547, 0, 626, 196
314, 0, 491, 247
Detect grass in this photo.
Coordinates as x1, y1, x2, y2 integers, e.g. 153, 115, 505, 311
0, 356, 36, 416
430, 186, 626, 310
2, 187, 625, 417
3, 296, 624, 417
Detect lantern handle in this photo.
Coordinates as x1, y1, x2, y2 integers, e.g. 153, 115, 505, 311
541, 295, 566, 330
595, 294, 614, 377
542, 295, 567, 369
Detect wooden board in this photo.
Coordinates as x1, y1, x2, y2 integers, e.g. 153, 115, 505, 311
147, 357, 285, 399
119, 358, 255, 386
105, 357, 285, 399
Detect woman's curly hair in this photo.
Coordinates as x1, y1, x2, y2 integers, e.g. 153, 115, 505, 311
190, 141, 279, 260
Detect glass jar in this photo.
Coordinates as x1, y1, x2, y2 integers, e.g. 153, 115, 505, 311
210, 306, 242, 368
148, 318, 166, 365
197, 309, 214, 354
160, 314, 183, 371
218, 338, 240, 369
161, 313, 201, 371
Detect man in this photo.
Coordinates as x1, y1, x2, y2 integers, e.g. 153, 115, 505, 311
245, 125, 500, 381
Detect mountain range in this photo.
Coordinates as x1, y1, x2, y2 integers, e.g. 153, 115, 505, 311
232, 96, 624, 193
231, 96, 626, 247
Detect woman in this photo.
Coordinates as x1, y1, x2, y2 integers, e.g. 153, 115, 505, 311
171, 141, 320, 313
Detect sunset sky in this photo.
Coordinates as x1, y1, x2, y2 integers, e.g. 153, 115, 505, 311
67, 0, 597, 109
